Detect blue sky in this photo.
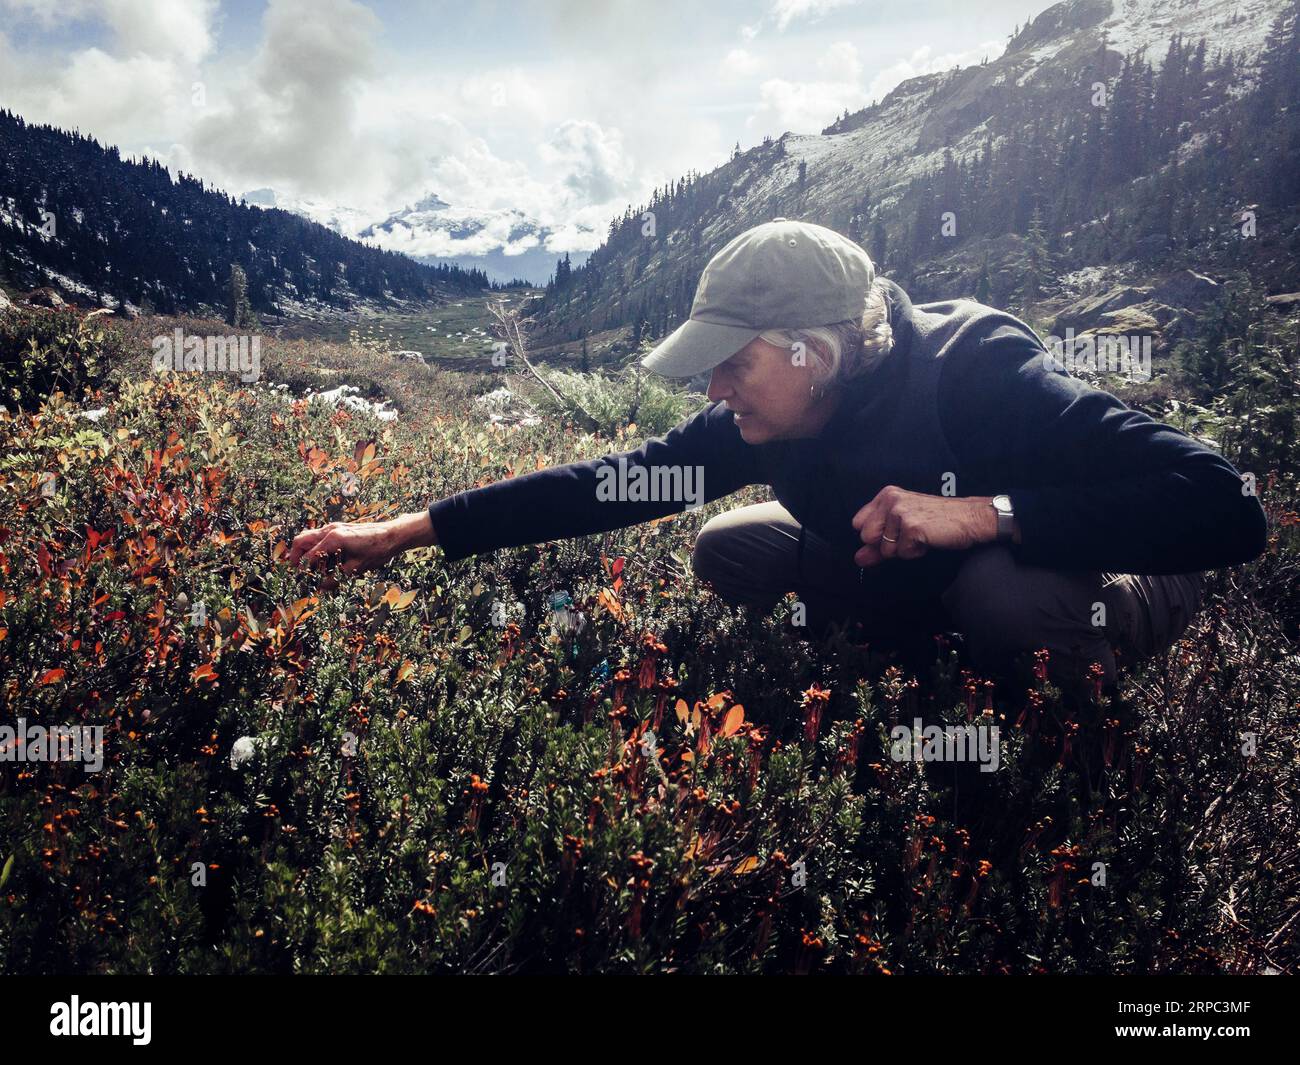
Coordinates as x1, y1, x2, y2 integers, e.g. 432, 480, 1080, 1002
0, 0, 1042, 255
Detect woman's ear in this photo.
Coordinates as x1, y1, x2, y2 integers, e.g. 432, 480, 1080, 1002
805, 339, 834, 398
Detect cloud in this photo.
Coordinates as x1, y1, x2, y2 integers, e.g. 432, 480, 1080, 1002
185, 0, 634, 227
51, 49, 182, 131
745, 32, 1004, 134
721, 48, 761, 78
538, 119, 637, 205
746, 40, 867, 134
737, 0, 857, 44
190, 0, 382, 200
865, 39, 1003, 102
0, 0, 216, 139
2, 0, 217, 63
770, 0, 859, 32
750, 75, 869, 135
818, 40, 862, 82
100, 0, 218, 65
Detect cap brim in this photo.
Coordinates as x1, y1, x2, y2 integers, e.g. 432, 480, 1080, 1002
639, 318, 762, 378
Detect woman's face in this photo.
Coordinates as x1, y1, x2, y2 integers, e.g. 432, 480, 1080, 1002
706, 335, 838, 444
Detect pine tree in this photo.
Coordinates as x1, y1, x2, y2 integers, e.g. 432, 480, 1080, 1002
1021, 206, 1051, 302
227, 263, 254, 328
870, 218, 889, 269
975, 255, 992, 304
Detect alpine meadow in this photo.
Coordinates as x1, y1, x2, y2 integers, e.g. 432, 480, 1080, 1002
0, 0, 1298, 1007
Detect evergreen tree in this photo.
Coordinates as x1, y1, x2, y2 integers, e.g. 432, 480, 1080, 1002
227, 263, 254, 328
975, 254, 992, 304
1022, 206, 1051, 302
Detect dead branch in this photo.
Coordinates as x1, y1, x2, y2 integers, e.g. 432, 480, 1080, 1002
487, 298, 600, 433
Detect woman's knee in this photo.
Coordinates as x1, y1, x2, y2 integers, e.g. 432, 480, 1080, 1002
690, 513, 735, 579
944, 548, 1041, 644
690, 503, 800, 605
942, 546, 1115, 681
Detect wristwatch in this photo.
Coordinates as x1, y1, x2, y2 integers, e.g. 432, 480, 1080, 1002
991, 495, 1015, 542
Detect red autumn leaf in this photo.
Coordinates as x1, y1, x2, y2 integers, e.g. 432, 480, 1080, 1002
39, 668, 65, 685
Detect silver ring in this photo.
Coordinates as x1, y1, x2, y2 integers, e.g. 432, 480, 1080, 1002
880, 534, 897, 543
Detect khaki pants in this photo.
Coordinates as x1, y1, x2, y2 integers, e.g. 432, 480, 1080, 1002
691, 501, 1204, 686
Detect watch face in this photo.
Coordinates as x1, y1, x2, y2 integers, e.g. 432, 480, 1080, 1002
993, 495, 1012, 515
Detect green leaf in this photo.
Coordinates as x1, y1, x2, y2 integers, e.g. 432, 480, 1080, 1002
0, 853, 13, 891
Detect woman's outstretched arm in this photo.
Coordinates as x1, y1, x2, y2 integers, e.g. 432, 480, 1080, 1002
288, 509, 438, 578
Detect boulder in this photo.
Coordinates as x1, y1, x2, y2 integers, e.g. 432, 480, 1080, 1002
25, 286, 65, 308
1061, 318, 1158, 373
1052, 285, 1151, 335
1095, 306, 1162, 335
1150, 269, 1220, 311
1051, 304, 1167, 379
0, 287, 11, 313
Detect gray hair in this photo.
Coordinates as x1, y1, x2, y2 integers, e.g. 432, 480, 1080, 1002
758, 276, 893, 392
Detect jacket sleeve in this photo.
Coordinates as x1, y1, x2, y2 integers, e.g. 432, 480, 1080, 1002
940, 327, 1268, 575
427, 401, 764, 563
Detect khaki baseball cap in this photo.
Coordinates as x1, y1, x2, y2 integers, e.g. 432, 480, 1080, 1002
639, 218, 875, 378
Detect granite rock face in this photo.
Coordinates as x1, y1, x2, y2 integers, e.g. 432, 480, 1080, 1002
1052, 287, 1153, 335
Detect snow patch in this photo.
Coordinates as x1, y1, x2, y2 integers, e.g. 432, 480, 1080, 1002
473, 386, 541, 428
307, 384, 398, 422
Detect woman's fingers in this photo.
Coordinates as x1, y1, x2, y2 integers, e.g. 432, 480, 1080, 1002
854, 541, 883, 567
878, 510, 903, 560
289, 523, 334, 566
299, 530, 342, 569
851, 500, 881, 541
289, 520, 399, 584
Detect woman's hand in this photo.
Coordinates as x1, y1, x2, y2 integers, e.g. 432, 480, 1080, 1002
851, 486, 1007, 566
288, 511, 437, 584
